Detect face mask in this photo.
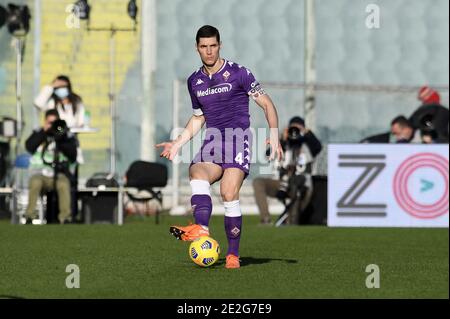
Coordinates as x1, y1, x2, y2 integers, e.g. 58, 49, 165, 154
54, 87, 69, 99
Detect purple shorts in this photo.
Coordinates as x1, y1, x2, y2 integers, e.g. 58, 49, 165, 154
190, 128, 253, 177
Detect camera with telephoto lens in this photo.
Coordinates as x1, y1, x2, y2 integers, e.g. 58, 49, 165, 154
47, 119, 69, 142
276, 126, 307, 201
287, 126, 305, 146
276, 126, 302, 201
42, 119, 71, 170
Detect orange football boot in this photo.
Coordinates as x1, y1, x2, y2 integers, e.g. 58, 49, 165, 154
225, 254, 240, 269
169, 223, 209, 241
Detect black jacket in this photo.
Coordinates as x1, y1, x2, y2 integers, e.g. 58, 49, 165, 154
409, 103, 449, 143
25, 129, 78, 164
281, 130, 323, 158
302, 130, 323, 158
360, 132, 391, 143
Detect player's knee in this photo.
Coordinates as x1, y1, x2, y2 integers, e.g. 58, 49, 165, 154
189, 172, 207, 181
220, 189, 238, 202
189, 167, 209, 181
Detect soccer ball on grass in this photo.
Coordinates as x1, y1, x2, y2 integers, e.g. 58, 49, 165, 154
189, 236, 220, 267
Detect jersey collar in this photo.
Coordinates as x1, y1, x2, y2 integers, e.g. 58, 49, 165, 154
201, 59, 228, 79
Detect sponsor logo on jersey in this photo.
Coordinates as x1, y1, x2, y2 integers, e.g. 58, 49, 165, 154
197, 83, 232, 97
195, 78, 204, 86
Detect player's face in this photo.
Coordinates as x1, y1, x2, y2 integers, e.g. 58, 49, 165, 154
196, 37, 221, 67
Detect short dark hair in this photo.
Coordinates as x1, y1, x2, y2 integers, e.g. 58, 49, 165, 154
289, 116, 305, 127
391, 115, 412, 128
196, 25, 220, 44
45, 109, 60, 119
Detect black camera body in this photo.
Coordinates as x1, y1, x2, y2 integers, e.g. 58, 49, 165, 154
46, 119, 69, 142
287, 126, 305, 147
41, 120, 71, 171
41, 120, 71, 172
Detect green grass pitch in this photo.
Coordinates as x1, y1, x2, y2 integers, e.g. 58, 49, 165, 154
0, 215, 448, 299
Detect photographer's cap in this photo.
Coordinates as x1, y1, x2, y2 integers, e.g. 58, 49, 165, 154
418, 86, 440, 105
289, 116, 305, 126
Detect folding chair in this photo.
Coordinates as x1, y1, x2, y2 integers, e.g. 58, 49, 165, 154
124, 161, 168, 224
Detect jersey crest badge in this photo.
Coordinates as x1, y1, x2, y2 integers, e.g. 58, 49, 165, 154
223, 70, 231, 81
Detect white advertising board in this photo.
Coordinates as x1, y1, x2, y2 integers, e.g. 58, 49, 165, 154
328, 144, 449, 227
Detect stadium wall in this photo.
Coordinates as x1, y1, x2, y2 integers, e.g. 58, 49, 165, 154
1, 0, 448, 184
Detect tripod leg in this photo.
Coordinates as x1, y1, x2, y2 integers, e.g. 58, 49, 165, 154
274, 211, 289, 227
275, 200, 292, 227
288, 196, 302, 225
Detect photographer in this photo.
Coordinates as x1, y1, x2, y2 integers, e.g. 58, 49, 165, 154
253, 116, 322, 225
409, 86, 449, 143
23, 110, 77, 224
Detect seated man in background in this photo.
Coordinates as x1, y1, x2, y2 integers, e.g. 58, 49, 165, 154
24, 109, 77, 224
253, 116, 322, 225
390, 115, 421, 143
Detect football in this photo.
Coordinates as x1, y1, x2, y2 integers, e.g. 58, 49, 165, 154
189, 236, 220, 267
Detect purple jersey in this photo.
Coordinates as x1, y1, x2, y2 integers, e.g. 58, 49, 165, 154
187, 59, 264, 131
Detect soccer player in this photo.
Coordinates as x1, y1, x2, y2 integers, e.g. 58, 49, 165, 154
156, 25, 283, 269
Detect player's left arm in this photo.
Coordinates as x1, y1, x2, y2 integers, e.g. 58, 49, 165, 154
254, 94, 284, 162
241, 68, 283, 161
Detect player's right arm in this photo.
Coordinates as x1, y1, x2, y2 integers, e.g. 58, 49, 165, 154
156, 73, 206, 161
155, 114, 205, 161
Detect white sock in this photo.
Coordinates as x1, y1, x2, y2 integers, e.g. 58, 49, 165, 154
224, 200, 241, 217
190, 179, 211, 196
